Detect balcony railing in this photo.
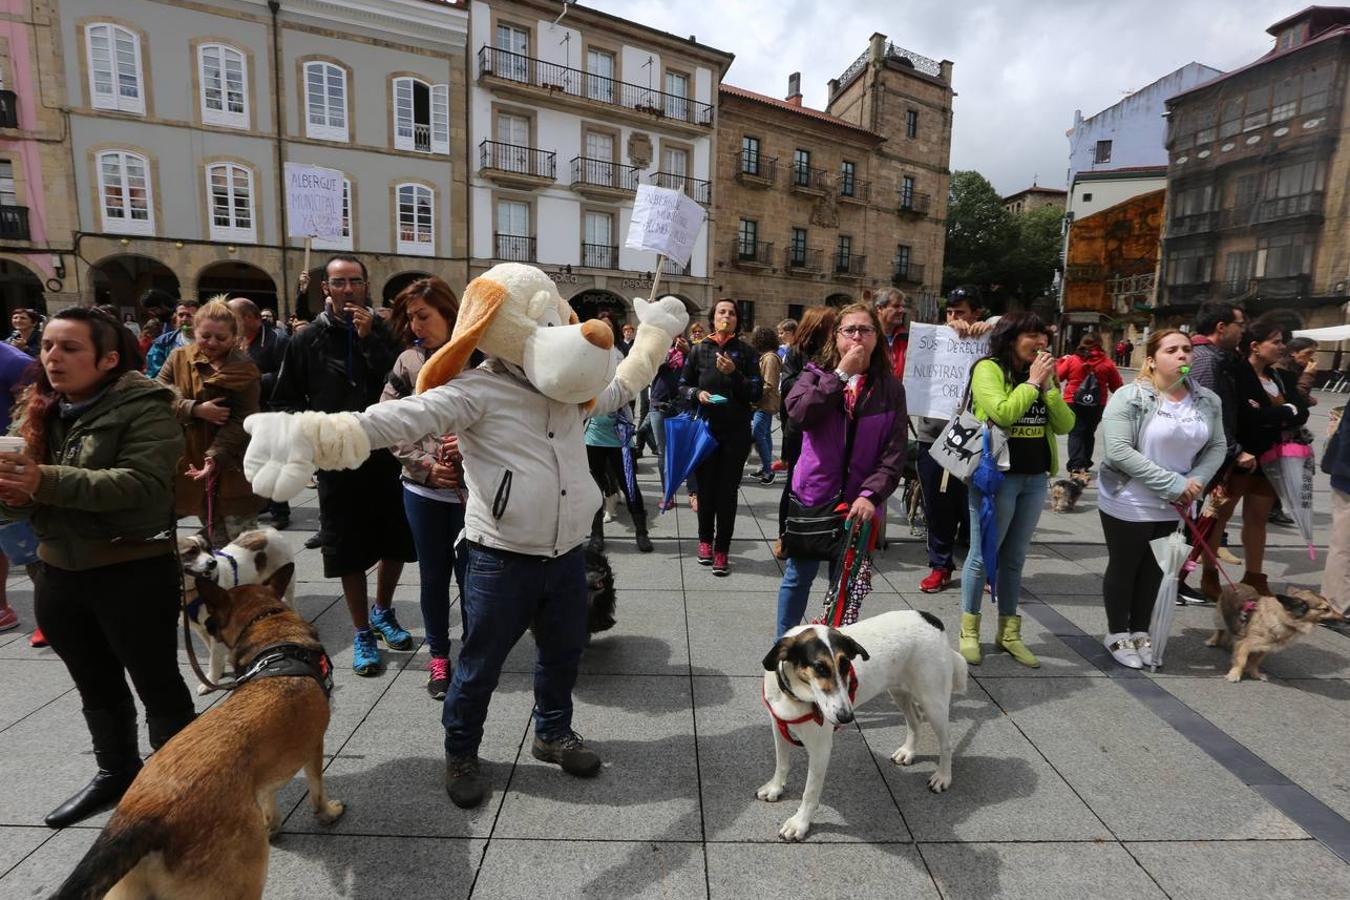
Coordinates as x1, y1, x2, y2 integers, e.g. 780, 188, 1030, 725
410, 122, 431, 153
581, 242, 619, 269
480, 140, 556, 179
650, 171, 711, 205
838, 179, 870, 202
736, 151, 777, 183
1165, 281, 1213, 303
790, 164, 830, 192
833, 253, 867, 277
570, 156, 638, 192
494, 233, 535, 262
478, 46, 714, 127
1221, 278, 1253, 299
0, 205, 29, 240
1252, 274, 1311, 299
892, 261, 925, 285
1169, 210, 1218, 237
733, 238, 773, 265
0, 91, 16, 129
1224, 192, 1325, 228
898, 191, 931, 215
785, 247, 823, 271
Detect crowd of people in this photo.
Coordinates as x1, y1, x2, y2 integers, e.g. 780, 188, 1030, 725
0, 260, 1345, 826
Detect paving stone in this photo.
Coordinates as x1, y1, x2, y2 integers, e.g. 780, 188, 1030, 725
1127, 839, 1350, 900
706, 842, 939, 899
0, 825, 51, 880
0, 826, 96, 896
265, 835, 482, 899
475, 838, 705, 899
921, 840, 1167, 899
501, 590, 690, 678
0, 659, 73, 725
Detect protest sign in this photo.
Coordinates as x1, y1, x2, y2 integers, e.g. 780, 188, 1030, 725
902, 323, 990, 420
624, 184, 705, 267
284, 163, 345, 240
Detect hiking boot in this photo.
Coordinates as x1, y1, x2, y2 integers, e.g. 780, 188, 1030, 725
29, 626, 47, 648
712, 551, 729, 576
427, 656, 451, 700
920, 568, 952, 594
369, 604, 413, 651
1241, 571, 1271, 595
635, 533, 654, 553
959, 612, 982, 665
531, 731, 602, 777
352, 630, 380, 676
445, 753, 488, 808
996, 615, 1040, 668
697, 541, 713, 566
0, 606, 17, 632
45, 703, 143, 829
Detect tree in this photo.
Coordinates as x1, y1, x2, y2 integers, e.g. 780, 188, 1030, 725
1002, 204, 1064, 301
942, 170, 1015, 296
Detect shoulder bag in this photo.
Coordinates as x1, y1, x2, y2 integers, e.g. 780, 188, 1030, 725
929, 361, 1009, 483
781, 395, 860, 561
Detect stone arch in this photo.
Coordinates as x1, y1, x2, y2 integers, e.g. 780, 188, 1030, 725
382, 270, 434, 306
88, 253, 181, 315
569, 288, 630, 325
824, 292, 855, 308
195, 260, 277, 311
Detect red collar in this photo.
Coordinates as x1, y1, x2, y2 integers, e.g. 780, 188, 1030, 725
761, 667, 860, 747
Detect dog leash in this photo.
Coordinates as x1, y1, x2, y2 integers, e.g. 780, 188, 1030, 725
1173, 504, 1241, 592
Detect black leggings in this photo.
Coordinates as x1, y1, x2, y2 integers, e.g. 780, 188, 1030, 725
695, 433, 752, 552
1100, 512, 1176, 634
35, 555, 195, 719
586, 444, 647, 536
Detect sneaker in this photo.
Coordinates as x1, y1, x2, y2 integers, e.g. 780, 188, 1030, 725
29, 626, 47, 648
712, 551, 729, 576
696, 541, 713, 566
1177, 581, 1212, 606
353, 630, 380, 676
0, 606, 17, 633
427, 656, 451, 700
1130, 632, 1155, 667
369, 605, 413, 651
531, 731, 602, 777
919, 568, 952, 594
758, 471, 776, 485
303, 532, 323, 549
1104, 633, 1142, 669
445, 753, 488, 808
771, 459, 787, 472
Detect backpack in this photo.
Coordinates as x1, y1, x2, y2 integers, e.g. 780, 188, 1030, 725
1075, 364, 1100, 406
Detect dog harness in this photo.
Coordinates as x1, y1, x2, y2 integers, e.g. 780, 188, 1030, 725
233, 642, 334, 698
762, 664, 860, 748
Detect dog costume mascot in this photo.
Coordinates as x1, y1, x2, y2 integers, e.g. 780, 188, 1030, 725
242, 263, 688, 808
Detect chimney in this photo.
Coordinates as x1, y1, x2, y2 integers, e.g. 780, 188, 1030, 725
939, 59, 953, 83
827, 78, 840, 102
786, 72, 802, 106
869, 33, 887, 65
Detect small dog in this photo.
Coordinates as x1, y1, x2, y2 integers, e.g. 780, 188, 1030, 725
584, 546, 617, 634
1068, 469, 1093, 487
1049, 478, 1084, 513
179, 527, 295, 694
758, 610, 967, 841
53, 564, 344, 900
1206, 584, 1345, 682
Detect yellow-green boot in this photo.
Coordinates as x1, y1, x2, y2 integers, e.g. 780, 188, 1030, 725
959, 612, 982, 665
997, 614, 1040, 668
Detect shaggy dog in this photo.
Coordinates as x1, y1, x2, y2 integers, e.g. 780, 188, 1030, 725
584, 547, 617, 634
1049, 478, 1084, 513
1206, 584, 1345, 682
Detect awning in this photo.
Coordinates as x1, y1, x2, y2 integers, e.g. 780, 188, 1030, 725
1292, 324, 1350, 342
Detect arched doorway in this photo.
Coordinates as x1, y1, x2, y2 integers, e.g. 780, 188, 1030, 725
570, 289, 629, 324
196, 261, 277, 311
0, 259, 46, 320
89, 254, 180, 315
824, 292, 854, 308
383, 270, 433, 306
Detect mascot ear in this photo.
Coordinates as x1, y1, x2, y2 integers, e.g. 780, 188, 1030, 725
417, 276, 506, 393
562, 297, 579, 326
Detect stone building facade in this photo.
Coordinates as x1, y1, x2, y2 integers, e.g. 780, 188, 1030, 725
712, 34, 953, 329
1002, 186, 1066, 216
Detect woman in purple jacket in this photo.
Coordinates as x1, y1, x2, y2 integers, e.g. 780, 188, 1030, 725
775, 303, 907, 637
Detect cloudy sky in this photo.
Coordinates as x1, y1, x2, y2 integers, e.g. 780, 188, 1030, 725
584, 0, 1303, 195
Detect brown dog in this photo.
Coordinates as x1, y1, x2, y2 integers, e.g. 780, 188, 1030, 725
53, 564, 344, 900
1206, 584, 1345, 682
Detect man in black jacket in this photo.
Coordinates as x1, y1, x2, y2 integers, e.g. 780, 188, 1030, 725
230, 297, 291, 528
272, 254, 416, 676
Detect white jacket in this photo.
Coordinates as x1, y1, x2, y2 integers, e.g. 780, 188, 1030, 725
357, 359, 633, 557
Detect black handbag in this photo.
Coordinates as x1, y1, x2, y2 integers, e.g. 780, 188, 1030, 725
781, 412, 858, 561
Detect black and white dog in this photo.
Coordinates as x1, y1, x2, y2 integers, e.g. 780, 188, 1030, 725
759, 610, 967, 841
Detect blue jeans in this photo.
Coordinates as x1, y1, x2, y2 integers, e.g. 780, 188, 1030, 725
402, 487, 468, 659
775, 556, 840, 639
751, 411, 775, 474
643, 408, 667, 489
961, 472, 1048, 616
443, 543, 588, 756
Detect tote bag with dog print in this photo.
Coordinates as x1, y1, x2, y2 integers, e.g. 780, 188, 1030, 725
929, 366, 1008, 484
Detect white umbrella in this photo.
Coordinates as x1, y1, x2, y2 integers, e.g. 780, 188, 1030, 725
1260, 441, 1317, 561
1146, 530, 1191, 671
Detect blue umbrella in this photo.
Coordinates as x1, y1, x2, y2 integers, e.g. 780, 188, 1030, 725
661, 412, 718, 513
615, 413, 639, 503
970, 427, 1005, 603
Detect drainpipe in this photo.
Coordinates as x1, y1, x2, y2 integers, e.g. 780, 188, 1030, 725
269, 1, 291, 317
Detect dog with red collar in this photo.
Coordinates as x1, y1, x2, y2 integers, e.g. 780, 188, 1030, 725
758, 610, 967, 841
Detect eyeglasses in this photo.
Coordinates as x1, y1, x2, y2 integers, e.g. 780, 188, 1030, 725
838, 325, 877, 337
326, 278, 366, 289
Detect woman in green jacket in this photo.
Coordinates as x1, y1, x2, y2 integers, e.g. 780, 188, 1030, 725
959, 312, 1075, 668
0, 308, 194, 829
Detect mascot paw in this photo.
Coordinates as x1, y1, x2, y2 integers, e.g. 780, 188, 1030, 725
632, 295, 689, 340
305, 411, 372, 472
243, 412, 315, 502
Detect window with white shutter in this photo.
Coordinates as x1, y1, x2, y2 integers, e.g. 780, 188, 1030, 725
396, 183, 434, 255
97, 150, 154, 235
393, 77, 449, 155
304, 62, 348, 142
206, 162, 256, 243
86, 23, 144, 114
199, 44, 248, 128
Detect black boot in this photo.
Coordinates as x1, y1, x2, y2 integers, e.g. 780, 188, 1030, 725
45, 702, 143, 829
147, 708, 197, 752
635, 526, 653, 554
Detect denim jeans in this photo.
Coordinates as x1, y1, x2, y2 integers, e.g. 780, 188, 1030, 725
961, 472, 1048, 616
403, 487, 468, 659
643, 408, 667, 490
751, 410, 775, 474
775, 555, 840, 638
443, 543, 588, 756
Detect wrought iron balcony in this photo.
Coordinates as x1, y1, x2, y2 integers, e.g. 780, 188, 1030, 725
477, 46, 714, 128
735, 151, 777, 185
494, 233, 535, 262
479, 140, 557, 187
581, 242, 619, 269
785, 247, 823, 271
650, 171, 711, 205
898, 190, 931, 215
1252, 274, 1311, 300
1221, 278, 1253, 299
570, 157, 638, 195
790, 164, 830, 193
838, 178, 870, 203
0, 205, 29, 240
1165, 281, 1214, 302
733, 238, 773, 266
0, 91, 16, 129
833, 253, 867, 277
892, 261, 925, 285
1169, 210, 1218, 237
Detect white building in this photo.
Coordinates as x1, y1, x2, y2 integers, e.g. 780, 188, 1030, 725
466, 0, 733, 318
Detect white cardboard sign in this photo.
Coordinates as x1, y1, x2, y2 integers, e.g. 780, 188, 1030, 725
902, 323, 990, 420
624, 184, 705, 266
284, 163, 346, 240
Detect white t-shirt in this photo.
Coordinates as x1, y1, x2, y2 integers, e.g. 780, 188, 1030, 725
1099, 392, 1210, 522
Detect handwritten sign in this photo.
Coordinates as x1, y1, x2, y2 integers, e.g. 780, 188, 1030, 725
624, 184, 705, 266
902, 323, 990, 420
284, 163, 345, 240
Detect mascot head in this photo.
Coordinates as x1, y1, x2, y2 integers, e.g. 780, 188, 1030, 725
416, 263, 617, 403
